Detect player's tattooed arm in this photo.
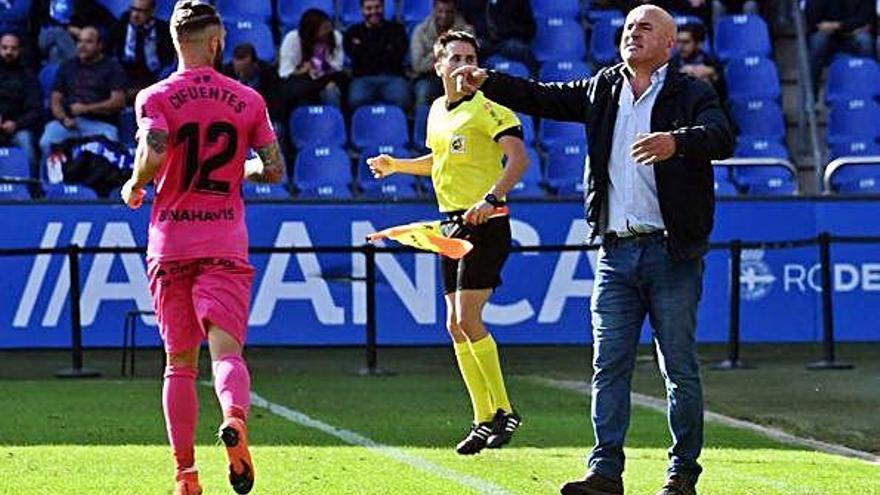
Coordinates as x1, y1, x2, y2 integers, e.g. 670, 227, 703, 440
131, 129, 167, 188
247, 140, 285, 183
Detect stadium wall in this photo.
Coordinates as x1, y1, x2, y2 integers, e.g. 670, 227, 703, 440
0, 198, 878, 348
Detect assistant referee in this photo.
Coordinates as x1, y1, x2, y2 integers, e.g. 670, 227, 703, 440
367, 30, 530, 456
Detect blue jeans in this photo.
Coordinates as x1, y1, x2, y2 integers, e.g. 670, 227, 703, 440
40, 118, 119, 169
348, 75, 411, 109
414, 76, 443, 107
587, 234, 705, 484
809, 29, 875, 93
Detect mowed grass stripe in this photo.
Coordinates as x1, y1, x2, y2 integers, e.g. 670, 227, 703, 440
250, 390, 516, 495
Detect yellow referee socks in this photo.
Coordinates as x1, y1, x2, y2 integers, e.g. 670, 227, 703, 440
453, 340, 495, 423
469, 334, 512, 414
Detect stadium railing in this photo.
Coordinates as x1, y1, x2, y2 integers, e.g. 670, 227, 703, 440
2, 233, 879, 378
823, 155, 880, 193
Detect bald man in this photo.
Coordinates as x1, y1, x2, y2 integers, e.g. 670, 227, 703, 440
452, 5, 733, 495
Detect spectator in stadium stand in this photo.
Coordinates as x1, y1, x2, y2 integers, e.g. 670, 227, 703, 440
34, 0, 117, 64
670, 23, 727, 102
481, 0, 538, 72
108, 0, 174, 105
222, 43, 281, 119
0, 34, 42, 178
806, 0, 875, 94
343, 0, 411, 109
278, 8, 345, 112
39, 26, 126, 167
411, 0, 474, 107
452, 5, 733, 495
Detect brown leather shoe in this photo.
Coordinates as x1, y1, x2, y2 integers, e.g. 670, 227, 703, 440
655, 476, 697, 495
560, 471, 624, 495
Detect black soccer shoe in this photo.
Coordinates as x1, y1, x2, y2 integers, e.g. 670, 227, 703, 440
455, 421, 494, 455
486, 409, 522, 449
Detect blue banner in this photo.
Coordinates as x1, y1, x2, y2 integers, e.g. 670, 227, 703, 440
0, 199, 878, 348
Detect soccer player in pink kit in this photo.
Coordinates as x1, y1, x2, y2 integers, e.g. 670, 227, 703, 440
119, 2, 284, 494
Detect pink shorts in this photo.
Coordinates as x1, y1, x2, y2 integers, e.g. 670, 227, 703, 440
148, 257, 255, 354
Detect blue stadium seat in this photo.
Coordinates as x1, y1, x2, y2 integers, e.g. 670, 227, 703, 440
413, 105, 430, 152
341, 0, 396, 27
828, 163, 880, 194
242, 182, 290, 200
713, 166, 739, 196
289, 105, 347, 149
0, 147, 29, 178
825, 57, 880, 104
590, 14, 625, 66
714, 14, 771, 62
534, 17, 586, 63
507, 147, 544, 197
730, 99, 786, 142
294, 146, 353, 199
725, 56, 781, 103
43, 183, 100, 200
357, 145, 418, 199
401, 0, 431, 25
486, 56, 531, 78
224, 21, 276, 63
545, 141, 586, 196
0, 183, 30, 200
351, 105, 409, 149
119, 107, 137, 149
216, 0, 272, 22
518, 113, 535, 146
731, 165, 797, 196
586, 8, 623, 23
532, 0, 581, 20
540, 119, 585, 150
0, 0, 32, 34
827, 98, 880, 146
39, 63, 59, 109
735, 138, 789, 159
539, 59, 592, 82
280, 0, 335, 31
829, 138, 880, 160
673, 14, 704, 28
97, 0, 129, 18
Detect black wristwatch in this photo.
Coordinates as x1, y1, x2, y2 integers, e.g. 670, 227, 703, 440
483, 193, 503, 207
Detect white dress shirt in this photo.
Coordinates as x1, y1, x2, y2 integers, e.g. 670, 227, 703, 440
606, 64, 668, 235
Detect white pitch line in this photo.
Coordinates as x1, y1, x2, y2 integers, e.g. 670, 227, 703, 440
249, 391, 517, 495
529, 377, 880, 465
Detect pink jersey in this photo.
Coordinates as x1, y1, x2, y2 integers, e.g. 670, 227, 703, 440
135, 66, 276, 262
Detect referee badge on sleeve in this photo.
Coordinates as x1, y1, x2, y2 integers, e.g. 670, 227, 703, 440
450, 134, 467, 154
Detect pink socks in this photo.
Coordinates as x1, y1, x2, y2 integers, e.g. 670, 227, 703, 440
212, 354, 251, 421
163, 364, 199, 472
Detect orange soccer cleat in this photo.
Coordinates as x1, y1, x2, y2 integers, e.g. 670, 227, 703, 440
219, 416, 254, 494
173, 469, 202, 495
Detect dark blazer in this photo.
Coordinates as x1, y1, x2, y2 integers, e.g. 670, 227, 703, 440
481, 63, 734, 260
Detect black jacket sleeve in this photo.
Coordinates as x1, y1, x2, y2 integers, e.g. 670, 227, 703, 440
17, 70, 43, 131
670, 79, 735, 162
481, 70, 591, 123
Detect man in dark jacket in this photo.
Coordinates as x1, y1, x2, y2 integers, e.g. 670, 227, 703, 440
0, 33, 42, 178
453, 5, 733, 495
108, 0, 174, 104
343, 0, 410, 109
805, 0, 874, 94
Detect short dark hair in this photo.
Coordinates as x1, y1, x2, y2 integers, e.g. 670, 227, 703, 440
678, 23, 705, 43
433, 29, 479, 60
232, 43, 257, 61
171, 0, 222, 40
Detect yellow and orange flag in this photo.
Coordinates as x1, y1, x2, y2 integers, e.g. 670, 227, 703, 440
367, 207, 509, 260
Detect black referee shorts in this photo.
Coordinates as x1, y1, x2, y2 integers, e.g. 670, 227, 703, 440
440, 211, 511, 295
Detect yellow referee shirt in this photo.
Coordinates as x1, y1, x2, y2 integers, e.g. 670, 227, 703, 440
426, 91, 521, 213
